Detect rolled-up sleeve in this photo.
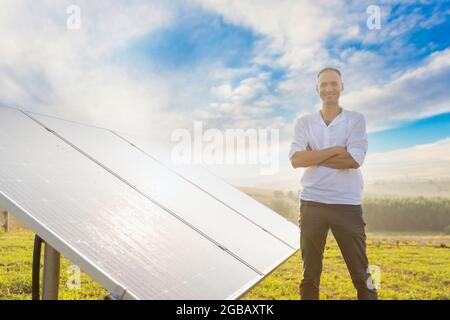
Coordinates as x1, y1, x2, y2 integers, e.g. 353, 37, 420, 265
289, 117, 308, 160
347, 114, 368, 167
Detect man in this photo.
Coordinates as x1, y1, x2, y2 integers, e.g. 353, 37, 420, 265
289, 67, 378, 300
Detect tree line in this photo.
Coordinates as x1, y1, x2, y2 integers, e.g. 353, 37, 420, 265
265, 191, 450, 233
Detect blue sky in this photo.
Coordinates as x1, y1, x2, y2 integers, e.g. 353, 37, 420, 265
123, 14, 261, 71
369, 112, 450, 153
112, 0, 450, 156
0, 0, 449, 182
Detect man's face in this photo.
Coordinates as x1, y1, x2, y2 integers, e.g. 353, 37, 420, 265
316, 70, 343, 104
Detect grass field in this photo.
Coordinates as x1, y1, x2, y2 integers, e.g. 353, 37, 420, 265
1, 229, 449, 300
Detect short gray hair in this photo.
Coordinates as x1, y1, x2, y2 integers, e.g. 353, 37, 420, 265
317, 67, 342, 79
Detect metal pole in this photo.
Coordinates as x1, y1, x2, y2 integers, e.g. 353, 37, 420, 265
42, 242, 60, 300
32, 235, 43, 300
3, 210, 9, 233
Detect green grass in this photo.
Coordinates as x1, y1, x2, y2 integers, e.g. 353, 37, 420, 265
241, 237, 450, 300
1, 230, 449, 300
0, 230, 106, 300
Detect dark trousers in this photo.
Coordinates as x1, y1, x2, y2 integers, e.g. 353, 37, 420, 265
299, 199, 378, 300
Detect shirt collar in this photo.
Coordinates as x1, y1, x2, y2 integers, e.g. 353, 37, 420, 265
315, 106, 347, 128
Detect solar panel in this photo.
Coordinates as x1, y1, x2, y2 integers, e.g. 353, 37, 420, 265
0, 106, 265, 299
117, 133, 300, 249
29, 112, 295, 275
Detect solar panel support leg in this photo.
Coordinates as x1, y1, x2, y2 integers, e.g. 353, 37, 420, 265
2, 210, 9, 233
42, 243, 60, 300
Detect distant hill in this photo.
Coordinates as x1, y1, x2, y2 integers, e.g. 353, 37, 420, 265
363, 179, 450, 198
237, 187, 450, 233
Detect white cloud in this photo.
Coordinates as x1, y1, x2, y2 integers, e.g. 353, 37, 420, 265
231, 73, 269, 102
0, 0, 188, 139
191, 0, 345, 72
210, 83, 233, 99
361, 137, 450, 181
200, 72, 273, 126
341, 48, 450, 132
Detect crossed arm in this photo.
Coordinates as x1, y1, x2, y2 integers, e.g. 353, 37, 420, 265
290, 115, 367, 170
319, 153, 359, 169
290, 144, 360, 169
308, 144, 359, 169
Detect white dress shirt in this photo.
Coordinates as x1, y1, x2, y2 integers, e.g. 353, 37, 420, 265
289, 107, 368, 205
